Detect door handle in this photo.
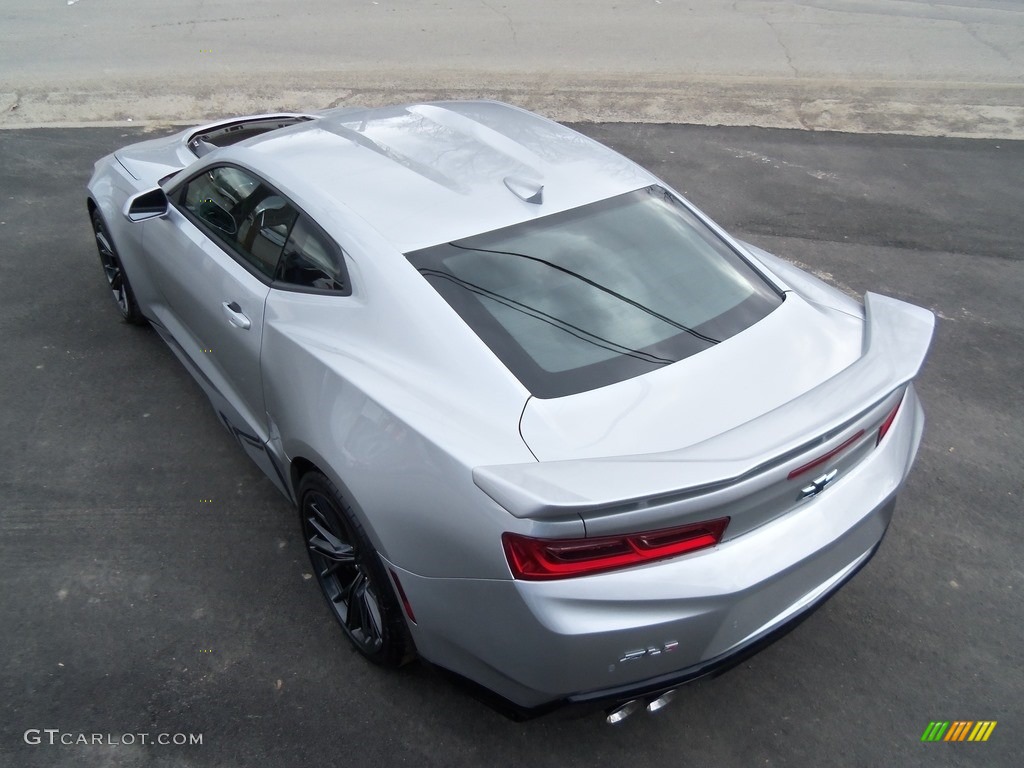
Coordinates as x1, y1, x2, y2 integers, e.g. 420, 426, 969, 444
222, 301, 251, 330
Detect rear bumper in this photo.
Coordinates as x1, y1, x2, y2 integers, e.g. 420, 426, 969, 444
450, 531, 885, 720
389, 385, 924, 714
567, 531, 883, 708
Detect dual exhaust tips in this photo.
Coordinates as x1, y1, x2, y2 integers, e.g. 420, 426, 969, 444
605, 689, 678, 724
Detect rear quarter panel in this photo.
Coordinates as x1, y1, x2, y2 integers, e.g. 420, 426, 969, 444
259, 224, 554, 580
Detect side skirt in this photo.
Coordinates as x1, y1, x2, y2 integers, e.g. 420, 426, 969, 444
150, 319, 295, 504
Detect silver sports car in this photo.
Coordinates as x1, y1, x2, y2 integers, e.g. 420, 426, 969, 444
86, 101, 934, 722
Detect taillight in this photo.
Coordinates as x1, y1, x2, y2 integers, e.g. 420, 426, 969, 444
502, 518, 730, 580
877, 394, 904, 445
787, 429, 865, 480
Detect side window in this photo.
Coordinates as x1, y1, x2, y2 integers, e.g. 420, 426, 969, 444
276, 216, 349, 293
182, 166, 298, 279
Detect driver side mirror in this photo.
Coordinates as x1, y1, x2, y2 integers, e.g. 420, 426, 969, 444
123, 187, 169, 222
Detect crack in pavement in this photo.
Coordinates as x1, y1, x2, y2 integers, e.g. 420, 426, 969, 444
481, 0, 519, 46
765, 19, 799, 78
961, 21, 1015, 65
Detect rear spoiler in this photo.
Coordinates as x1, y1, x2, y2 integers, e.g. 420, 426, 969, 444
473, 292, 934, 521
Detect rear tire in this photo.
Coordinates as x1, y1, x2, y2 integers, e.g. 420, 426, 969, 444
91, 210, 145, 325
299, 471, 414, 667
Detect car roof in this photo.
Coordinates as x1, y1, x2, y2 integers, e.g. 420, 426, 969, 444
234, 101, 656, 252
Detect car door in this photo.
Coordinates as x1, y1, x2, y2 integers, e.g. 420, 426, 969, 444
144, 164, 297, 447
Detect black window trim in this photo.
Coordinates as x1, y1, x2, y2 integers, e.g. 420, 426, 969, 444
168, 161, 353, 296
665, 188, 787, 298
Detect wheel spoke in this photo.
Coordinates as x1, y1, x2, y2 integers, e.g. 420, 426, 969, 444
359, 596, 372, 639
306, 516, 355, 563
361, 585, 382, 641
320, 560, 349, 579
95, 230, 113, 257
309, 499, 327, 523
345, 571, 367, 629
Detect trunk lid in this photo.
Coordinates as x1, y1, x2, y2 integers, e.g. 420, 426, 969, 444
519, 293, 863, 462
476, 293, 934, 535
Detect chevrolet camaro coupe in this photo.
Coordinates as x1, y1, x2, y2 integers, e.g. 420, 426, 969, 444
87, 101, 934, 722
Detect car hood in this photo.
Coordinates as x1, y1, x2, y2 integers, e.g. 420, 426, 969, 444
114, 129, 194, 183
519, 293, 865, 462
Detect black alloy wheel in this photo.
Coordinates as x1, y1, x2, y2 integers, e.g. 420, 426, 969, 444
91, 210, 144, 324
299, 471, 413, 667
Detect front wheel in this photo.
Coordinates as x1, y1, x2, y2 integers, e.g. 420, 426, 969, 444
299, 471, 414, 667
91, 210, 144, 325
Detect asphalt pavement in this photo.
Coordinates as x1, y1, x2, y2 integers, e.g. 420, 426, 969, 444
0, 123, 1021, 768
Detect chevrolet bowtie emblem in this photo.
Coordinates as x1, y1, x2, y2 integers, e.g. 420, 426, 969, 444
800, 468, 839, 499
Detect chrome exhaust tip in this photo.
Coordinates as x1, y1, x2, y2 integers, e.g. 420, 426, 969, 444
605, 699, 642, 724
645, 689, 678, 714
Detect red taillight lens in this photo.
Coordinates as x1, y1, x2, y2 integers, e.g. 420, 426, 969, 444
787, 429, 865, 480
502, 518, 730, 580
877, 394, 904, 445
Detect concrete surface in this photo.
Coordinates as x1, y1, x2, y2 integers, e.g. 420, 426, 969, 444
2, 0, 1023, 136
0, 123, 1020, 767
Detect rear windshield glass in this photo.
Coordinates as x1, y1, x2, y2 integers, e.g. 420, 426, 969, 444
406, 186, 783, 398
